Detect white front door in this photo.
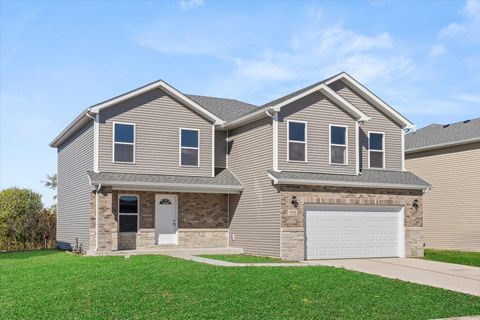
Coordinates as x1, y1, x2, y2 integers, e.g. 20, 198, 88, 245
305, 205, 404, 260
155, 194, 178, 245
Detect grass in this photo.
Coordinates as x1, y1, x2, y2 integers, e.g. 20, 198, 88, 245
423, 249, 480, 267
199, 254, 293, 263
1, 251, 479, 319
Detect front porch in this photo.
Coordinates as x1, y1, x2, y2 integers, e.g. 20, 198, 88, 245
90, 188, 234, 252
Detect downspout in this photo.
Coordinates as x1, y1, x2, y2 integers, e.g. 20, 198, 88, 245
86, 108, 101, 251
95, 183, 102, 251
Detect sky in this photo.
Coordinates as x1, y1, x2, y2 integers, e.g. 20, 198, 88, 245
1, 0, 479, 205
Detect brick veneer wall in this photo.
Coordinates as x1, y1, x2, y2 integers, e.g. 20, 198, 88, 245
91, 189, 228, 251
279, 185, 424, 261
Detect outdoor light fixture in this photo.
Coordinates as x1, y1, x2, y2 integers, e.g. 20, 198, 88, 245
291, 195, 299, 208
412, 199, 419, 210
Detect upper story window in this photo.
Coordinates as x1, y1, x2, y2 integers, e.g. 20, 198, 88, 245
180, 128, 199, 166
118, 195, 138, 232
113, 122, 135, 163
287, 120, 307, 162
369, 132, 385, 169
330, 125, 348, 165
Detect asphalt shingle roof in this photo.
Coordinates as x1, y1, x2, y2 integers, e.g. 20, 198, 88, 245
88, 168, 243, 189
268, 169, 430, 189
406, 118, 480, 152
186, 94, 258, 122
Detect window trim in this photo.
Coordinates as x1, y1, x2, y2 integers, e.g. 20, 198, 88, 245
368, 131, 385, 169
287, 120, 308, 162
112, 121, 136, 164
179, 128, 200, 167
118, 194, 139, 233
329, 124, 349, 166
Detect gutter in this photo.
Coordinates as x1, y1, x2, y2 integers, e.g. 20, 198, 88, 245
269, 175, 430, 191
90, 180, 243, 194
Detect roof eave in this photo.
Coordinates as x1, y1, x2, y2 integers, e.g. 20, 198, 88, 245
49, 111, 91, 148
90, 180, 243, 194
270, 176, 429, 191
405, 137, 480, 154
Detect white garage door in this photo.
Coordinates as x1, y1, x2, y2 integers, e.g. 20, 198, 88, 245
306, 205, 404, 260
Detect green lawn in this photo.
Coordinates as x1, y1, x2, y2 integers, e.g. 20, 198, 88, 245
199, 254, 293, 263
423, 249, 480, 267
1, 251, 480, 319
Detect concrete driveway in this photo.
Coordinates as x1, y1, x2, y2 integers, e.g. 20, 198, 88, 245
308, 258, 480, 296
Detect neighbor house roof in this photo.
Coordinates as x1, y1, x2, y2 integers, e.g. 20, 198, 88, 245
268, 169, 430, 190
406, 118, 480, 153
87, 168, 243, 194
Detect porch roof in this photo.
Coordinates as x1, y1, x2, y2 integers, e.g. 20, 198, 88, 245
87, 168, 243, 194
268, 169, 430, 191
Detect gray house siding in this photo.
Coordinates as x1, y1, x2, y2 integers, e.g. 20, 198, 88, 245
98, 88, 214, 177
278, 91, 357, 175
228, 118, 281, 257
329, 80, 403, 171
215, 130, 226, 168
57, 121, 94, 250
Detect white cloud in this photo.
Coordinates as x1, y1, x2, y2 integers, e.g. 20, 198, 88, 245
457, 93, 480, 103
439, 0, 480, 42
429, 44, 446, 58
180, 0, 204, 11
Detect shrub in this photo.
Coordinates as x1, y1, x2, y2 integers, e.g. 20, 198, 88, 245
0, 187, 56, 251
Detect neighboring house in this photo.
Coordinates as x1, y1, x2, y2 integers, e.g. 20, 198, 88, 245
406, 118, 480, 252
50, 72, 430, 260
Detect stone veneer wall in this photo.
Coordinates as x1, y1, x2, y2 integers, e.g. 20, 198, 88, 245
279, 185, 424, 261
91, 189, 229, 251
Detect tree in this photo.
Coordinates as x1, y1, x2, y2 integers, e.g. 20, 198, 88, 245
0, 187, 55, 251
42, 174, 57, 201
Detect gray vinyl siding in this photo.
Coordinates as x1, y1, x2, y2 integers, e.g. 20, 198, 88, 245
329, 80, 403, 171
57, 121, 93, 250
215, 130, 226, 168
98, 88, 213, 177
278, 91, 357, 175
406, 143, 480, 252
228, 118, 281, 257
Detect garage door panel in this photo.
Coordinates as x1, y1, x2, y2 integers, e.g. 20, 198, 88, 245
306, 206, 403, 260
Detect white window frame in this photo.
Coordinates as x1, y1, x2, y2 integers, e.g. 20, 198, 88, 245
179, 128, 200, 167
368, 131, 385, 169
329, 124, 349, 165
118, 194, 139, 233
112, 121, 136, 164
287, 120, 308, 162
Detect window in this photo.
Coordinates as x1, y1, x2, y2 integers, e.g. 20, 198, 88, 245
118, 195, 138, 232
288, 121, 307, 162
330, 125, 348, 165
369, 132, 385, 169
180, 128, 199, 166
113, 123, 135, 163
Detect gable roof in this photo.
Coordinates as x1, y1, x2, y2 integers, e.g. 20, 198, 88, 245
406, 117, 480, 153
50, 72, 415, 147
50, 79, 227, 147
324, 72, 415, 129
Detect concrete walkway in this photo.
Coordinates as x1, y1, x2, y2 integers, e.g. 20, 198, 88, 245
308, 258, 480, 297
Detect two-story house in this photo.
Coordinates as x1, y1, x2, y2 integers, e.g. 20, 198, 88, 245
50, 72, 430, 260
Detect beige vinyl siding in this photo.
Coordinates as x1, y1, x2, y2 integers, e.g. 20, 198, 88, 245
57, 121, 93, 250
228, 118, 281, 257
406, 142, 480, 252
329, 80, 403, 171
215, 130, 226, 168
98, 88, 213, 177
278, 91, 357, 175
